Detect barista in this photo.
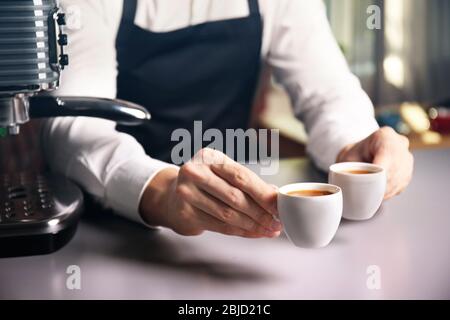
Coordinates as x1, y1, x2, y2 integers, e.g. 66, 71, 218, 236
42, 0, 413, 238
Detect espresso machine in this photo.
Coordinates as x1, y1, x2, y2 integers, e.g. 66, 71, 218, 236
0, 0, 150, 257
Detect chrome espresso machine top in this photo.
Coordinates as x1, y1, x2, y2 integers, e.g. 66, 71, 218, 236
0, 0, 150, 257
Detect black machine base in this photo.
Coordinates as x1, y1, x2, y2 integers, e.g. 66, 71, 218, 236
0, 173, 83, 258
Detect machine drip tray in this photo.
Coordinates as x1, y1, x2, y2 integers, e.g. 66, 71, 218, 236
0, 172, 83, 258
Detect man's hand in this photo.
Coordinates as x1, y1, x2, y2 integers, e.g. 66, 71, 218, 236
140, 148, 282, 238
337, 127, 414, 199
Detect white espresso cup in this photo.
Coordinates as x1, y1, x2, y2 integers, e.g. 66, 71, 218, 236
328, 162, 386, 221
277, 183, 343, 248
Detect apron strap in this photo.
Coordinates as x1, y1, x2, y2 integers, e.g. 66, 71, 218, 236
248, 0, 260, 15
121, 0, 138, 23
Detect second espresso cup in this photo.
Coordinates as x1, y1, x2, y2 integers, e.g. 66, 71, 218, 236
328, 162, 386, 221
277, 183, 343, 248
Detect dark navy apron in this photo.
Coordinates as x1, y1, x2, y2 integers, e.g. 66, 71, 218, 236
116, 0, 263, 163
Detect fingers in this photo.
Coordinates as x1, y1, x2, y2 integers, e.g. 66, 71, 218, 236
180, 161, 276, 224
372, 144, 395, 198
209, 154, 278, 216
176, 183, 281, 236
369, 127, 414, 199
174, 204, 279, 238
173, 148, 283, 238
372, 144, 390, 168
195, 209, 280, 238
337, 127, 413, 200
181, 148, 278, 218
337, 142, 367, 163
384, 152, 414, 199
373, 143, 403, 199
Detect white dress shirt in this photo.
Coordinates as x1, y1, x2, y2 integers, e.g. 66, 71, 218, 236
42, 0, 379, 225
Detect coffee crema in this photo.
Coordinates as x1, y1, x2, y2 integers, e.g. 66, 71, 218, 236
342, 169, 376, 175
287, 190, 333, 197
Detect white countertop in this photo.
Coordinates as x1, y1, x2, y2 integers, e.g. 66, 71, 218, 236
1, 149, 449, 299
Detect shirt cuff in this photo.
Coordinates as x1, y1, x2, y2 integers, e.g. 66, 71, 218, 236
104, 156, 178, 228
307, 120, 380, 172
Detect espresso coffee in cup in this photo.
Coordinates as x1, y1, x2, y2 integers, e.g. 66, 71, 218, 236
277, 183, 342, 248
341, 169, 375, 175
329, 162, 386, 221
287, 190, 333, 197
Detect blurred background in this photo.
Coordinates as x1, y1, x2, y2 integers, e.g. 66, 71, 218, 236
258, 0, 450, 155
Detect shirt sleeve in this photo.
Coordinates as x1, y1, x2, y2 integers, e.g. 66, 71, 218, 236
41, 0, 175, 225
264, 0, 380, 170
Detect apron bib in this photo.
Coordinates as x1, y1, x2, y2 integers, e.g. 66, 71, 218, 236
116, 0, 263, 163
